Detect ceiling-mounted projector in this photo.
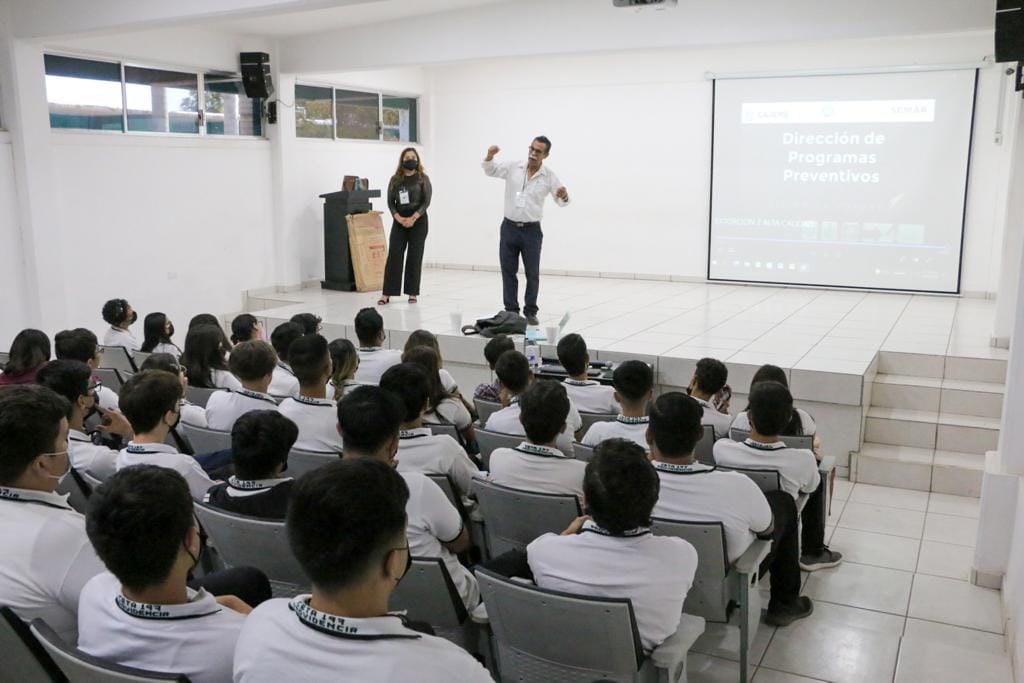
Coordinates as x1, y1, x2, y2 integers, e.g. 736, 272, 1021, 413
613, 0, 677, 6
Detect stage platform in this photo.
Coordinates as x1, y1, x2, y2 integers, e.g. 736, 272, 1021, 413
243, 268, 1008, 490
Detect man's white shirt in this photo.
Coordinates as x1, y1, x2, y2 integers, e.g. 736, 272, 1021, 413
483, 396, 582, 455
561, 378, 619, 414
481, 159, 569, 223
103, 327, 140, 353
651, 461, 772, 563
205, 388, 279, 431
395, 428, 476, 496
0, 487, 104, 643
581, 415, 650, 451
354, 347, 402, 385
117, 442, 216, 500
96, 385, 120, 411
77, 572, 244, 683
488, 442, 586, 500
712, 438, 819, 500
69, 428, 118, 481
278, 396, 343, 452
268, 363, 300, 398
694, 396, 733, 440
212, 369, 244, 392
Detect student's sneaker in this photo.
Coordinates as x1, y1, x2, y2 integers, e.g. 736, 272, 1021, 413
764, 596, 814, 627
799, 546, 843, 572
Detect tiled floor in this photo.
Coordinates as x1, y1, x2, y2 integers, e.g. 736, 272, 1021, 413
687, 481, 1012, 683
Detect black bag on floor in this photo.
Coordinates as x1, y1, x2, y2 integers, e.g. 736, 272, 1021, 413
462, 310, 527, 337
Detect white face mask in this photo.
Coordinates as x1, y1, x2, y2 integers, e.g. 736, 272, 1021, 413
42, 450, 72, 485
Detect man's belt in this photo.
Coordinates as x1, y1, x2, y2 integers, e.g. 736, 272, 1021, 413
505, 218, 541, 228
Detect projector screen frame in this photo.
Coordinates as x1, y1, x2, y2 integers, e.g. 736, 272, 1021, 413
704, 69, 980, 295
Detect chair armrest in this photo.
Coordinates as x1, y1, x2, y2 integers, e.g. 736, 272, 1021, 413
733, 539, 771, 575
818, 455, 835, 475
650, 614, 705, 669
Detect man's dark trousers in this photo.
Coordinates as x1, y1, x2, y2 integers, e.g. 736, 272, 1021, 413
499, 218, 542, 317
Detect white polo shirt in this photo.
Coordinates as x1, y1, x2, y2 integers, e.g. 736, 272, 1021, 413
562, 378, 620, 414
483, 396, 583, 455
117, 442, 216, 501
268, 363, 300, 398
581, 415, 650, 451
488, 442, 586, 499
651, 461, 772, 563
103, 326, 140, 353
694, 396, 733, 439
424, 397, 473, 431
730, 408, 817, 437
181, 400, 208, 428
233, 597, 494, 682
439, 368, 458, 394
395, 428, 477, 497
354, 347, 402, 385
77, 572, 244, 683
331, 379, 363, 401
96, 385, 120, 411
528, 520, 697, 651
212, 369, 243, 392
0, 487, 104, 643
278, 396, 343, 453
69, 428, 118, 481
205, 388, 279, 431
401, 472, 479, 609
712, 438, 819, 500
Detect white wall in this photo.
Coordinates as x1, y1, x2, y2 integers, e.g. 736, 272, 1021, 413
0, 135, 27, 347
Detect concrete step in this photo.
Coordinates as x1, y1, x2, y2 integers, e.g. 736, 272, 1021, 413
876, 351, 1007, 384
864, 407, 999, 453
851, 443, 983, 497
871, 374, 1004, 418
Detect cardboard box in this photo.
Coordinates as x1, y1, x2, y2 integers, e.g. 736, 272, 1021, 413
346, 211, 387, 292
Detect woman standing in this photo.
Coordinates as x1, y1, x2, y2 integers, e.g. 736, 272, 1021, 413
379, 147, 432, 305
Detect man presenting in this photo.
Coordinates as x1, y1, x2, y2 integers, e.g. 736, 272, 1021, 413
483, 136, 569, 326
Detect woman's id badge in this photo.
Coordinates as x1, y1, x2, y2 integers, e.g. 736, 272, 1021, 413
398, 189, 410, 205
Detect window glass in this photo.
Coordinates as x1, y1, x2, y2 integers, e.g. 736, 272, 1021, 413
382, 96, 417, 142
124, 66, 200, 134
295, 84, 333, 138
204, 73, 262, 136
334, 89, 379, 140
44, 55, 124, 131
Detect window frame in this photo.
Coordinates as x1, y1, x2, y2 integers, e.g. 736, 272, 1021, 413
294, 79, 421, 145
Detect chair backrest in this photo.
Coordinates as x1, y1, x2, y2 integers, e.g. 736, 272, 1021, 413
473, 398, 502, 426
474, 427, 524, 470
475, 567, 644, 680
389, 558, 467, 629
92, 368, 126, 394
178, 423, 232, 456
0, 607, 66, 683
651, 518, 731, 622
193, 503, 309, 587
472, 479, 581, 557
183, 386, 223, 408
579, 411, 616, 435
728, 428, 813, 451
98, 346, 136, 373
716, 466, 782, 494
79, 469, 105, 491
429, 422, 461, 442
30, 619, 188, 682
0, 351, 9, 365
131, 351, 151, 369
694, 425, 716, 466
56, 469, 93, 515
286, 448, 339, 478
572, 442, 596, 463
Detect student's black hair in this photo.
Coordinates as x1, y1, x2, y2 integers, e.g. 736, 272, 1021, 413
534, 135, 552, 154
180, 324, 230, 389
270, 322, 304, 362
230, 314, 260, 346
35, 360, 92, 409
3, 328, 51, 376
118, 370, 183, 434
693, 357, 728, 395
648, 392, 704, 458
228, 340, 277, 383
0, 385, 70, 485
495, 349, 530, 394
328, 338, 358, 386
400, 346, 452, 412
353, 307, 385, 346
232, 410, 300, 480
290, 313, 322, 335
483, 334, 515, 369
747, 380, 794, 437
745, 365, 803, 435
101, 298, 131, 326
518, 380, 570, 444
288, 458, 409, 592
403, 329, 442, 359
141, 312, 176, 353
379, 363, 431, 423
139, 353, 183, 375
288, 334, 331, 387
556, 333, 588, 377
585, 439, 659, 534
337, 385, 404, 455
86, 465, 193, 590
188, 313, 220, 330
612, 360, 653, 405
54, 328, 99, 364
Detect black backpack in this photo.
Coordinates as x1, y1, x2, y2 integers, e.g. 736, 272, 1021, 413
462, 311, 528, 337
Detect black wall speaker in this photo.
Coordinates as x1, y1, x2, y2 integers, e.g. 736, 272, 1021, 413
996, 1, 1024, 63
240, 52, 274, 99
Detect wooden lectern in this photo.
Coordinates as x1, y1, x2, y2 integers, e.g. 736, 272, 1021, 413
319, 189, 382, 291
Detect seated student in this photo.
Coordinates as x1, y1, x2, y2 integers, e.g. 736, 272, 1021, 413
79, 466, 251, 683
36, 360, 134, 481
181, 324, 242, 391
278, 334, 343, 452
116, 370, 218, 500
404, 329, 458, 393
402, 346, 475, 445
379, 364, 478, 497
204, 411, 299, 519
101, 298, 141, 353
688, 357, 733, 439
0, 328, 50, 386
713, 381, 842, 572
580, 360, 654, 450
140, 312, 181, 358
188, 313, 220, 330
268, 322, 303, 398
473, 334, 514, 402
647, 392, 812, 625
0, 385, 105, 643
352, 307, 402, 384
205, 341, 279, 431
328, 338, 361, 400
483, 439, 698, 652
233, 458, 492, 682
484, 350, 582, 454
557, 333, 619, 414
338, 386, 478, 610
54, 328, 120, 410
140, 353, 207, 428
290, 312, 323, 335
230, 314, 263, 346
730, 364, 818, 438
488, 379, 587, 499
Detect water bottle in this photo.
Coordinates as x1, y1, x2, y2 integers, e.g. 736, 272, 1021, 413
525, 342, 540, 369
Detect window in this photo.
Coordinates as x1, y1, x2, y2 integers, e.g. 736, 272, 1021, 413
294, 84, 333, 138
334, 89, 379, 140
44, 55, 124, 131
125, 66, 199, 134
204, 73, 262, 137
382, 96, 417, 143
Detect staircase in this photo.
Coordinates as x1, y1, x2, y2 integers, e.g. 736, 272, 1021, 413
851, 351, 1006, 497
